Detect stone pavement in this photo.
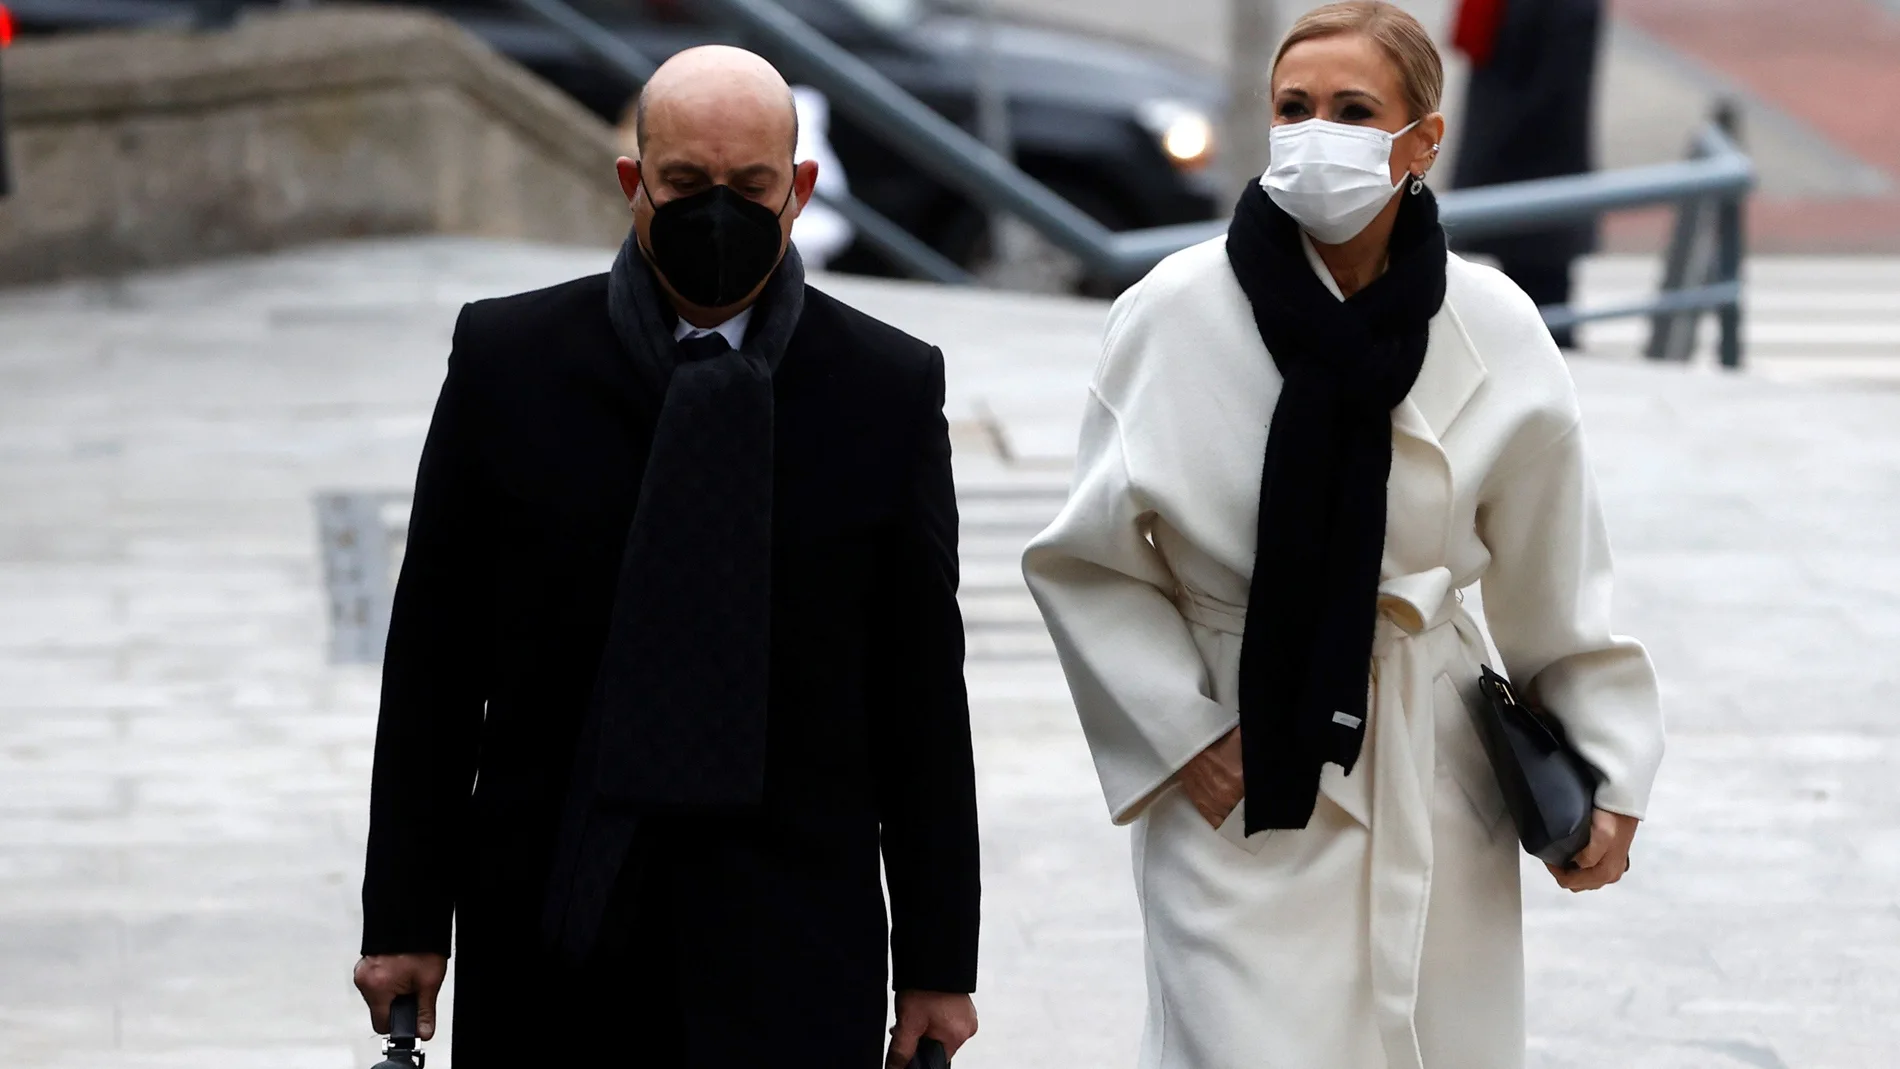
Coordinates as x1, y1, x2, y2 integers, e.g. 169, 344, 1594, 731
4, 237, 1900, 1068
1579, 255, 1900, 385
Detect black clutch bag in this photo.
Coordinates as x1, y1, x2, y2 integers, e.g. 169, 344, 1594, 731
1473, 665, 1602, 868
909, 1038, 949, 1069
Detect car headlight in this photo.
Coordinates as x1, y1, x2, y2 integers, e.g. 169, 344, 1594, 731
1138, 99, 1217, 173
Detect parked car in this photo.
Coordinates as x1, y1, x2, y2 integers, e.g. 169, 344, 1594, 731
9, 0, 1228, 286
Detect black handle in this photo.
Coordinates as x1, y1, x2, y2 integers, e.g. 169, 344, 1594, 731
371, 994, 424, 1069
908, 1037, 949, 1069
389, 993, 419, 1043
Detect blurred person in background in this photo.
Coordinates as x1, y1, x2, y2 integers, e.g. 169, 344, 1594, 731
1450, 0, 1604, 349
354, 44, 980, 1069
791, 84, 857, 270
1025, 3, 1661, 1066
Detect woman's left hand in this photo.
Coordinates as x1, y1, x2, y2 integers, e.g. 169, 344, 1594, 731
1547, 809, 1640, 892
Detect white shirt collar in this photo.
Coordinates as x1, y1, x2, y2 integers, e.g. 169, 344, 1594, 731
1301, 233, 1348, 302
673, 305, 754, 350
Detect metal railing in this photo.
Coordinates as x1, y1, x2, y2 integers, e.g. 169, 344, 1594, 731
1446, 102, 1751, 368
1643, 102, 1749, 368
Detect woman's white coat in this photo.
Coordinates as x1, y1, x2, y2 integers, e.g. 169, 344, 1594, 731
1022, 234, 1664, 1069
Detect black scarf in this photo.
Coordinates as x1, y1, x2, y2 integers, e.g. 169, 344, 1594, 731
1224, 183, 1447, 834
542, 230, 805, 964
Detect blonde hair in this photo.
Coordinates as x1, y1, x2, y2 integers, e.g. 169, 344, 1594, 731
1274, 2, 1445, 120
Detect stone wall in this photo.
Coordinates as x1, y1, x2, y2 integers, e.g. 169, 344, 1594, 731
0, 6, 630, 285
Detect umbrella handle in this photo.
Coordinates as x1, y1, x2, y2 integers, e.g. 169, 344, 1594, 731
909, 1037, 949, 1069
372, 994, 424, 1069
389, 993, 419, 1043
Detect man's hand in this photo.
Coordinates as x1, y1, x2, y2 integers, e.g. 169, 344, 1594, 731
886, 990, 977, 1068
1180, 728, 1244, 828
353, 953, 448, 1041
1548, 809, 1640, 893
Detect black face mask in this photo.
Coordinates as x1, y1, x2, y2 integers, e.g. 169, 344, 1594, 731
641, 177, 793, 310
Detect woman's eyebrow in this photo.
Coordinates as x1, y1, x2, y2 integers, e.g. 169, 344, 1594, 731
1332, 88, 1385, 105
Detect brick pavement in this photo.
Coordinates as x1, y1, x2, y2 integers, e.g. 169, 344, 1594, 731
1611, 0, 1900, 253
4, 239, 1900, 1068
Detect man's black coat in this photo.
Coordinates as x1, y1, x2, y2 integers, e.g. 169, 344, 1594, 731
358, 273, 980, 1067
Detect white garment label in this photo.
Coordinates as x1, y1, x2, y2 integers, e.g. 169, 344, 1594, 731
1332, 711, 1364, 729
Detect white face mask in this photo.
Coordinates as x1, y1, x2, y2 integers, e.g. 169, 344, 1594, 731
1261, 119, 1418, 245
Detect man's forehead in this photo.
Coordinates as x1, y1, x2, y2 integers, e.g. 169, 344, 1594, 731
637, 59, 798, 160
645, 126, 791, 172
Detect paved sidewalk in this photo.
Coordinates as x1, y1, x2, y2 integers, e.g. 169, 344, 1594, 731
3, 238, 1900, 1068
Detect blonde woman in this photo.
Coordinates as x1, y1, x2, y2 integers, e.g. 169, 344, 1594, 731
1022, 4, 1663, 1067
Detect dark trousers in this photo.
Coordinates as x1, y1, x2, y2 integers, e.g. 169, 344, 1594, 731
1499, 258, 1578, 350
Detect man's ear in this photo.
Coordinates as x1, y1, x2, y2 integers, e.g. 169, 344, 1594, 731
616, 157, 643, 209
791, 160, 821, 218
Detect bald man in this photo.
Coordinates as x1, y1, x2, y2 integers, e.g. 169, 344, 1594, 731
353, 47, 980, 1069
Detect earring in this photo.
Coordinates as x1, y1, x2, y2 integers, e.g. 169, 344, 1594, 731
1410, 172, 1427, 194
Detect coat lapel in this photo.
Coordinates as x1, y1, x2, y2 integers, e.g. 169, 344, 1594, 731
1384, 277, 1488, 582
1393, 299, 1487, 449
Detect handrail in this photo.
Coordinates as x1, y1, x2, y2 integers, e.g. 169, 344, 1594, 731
1443, 134, 1753, 239
1110, 139, 1757, 263
510, 0, 658, 81
694, 0, 1125, 267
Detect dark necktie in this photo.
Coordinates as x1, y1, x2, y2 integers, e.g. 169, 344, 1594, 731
678, 330, 733, 359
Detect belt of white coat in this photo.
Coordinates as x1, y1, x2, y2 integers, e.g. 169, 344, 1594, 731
1174, 566, 1482, 1069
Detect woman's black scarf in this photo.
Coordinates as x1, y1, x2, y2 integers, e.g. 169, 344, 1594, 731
1224, 182, 1447, 834
543, 230, 805, 964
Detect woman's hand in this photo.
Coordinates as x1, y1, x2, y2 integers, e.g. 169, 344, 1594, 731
1548, 809, 1640, 892
1179, 728, 1245, 827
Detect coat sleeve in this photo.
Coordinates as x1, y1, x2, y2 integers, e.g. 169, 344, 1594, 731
1477, 418, 1664, 819
1021, 293, 1234, 826
360, 307, 493, 957
875, 346, 981, 995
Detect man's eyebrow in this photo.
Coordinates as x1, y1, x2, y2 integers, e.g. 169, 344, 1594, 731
657, 162, 712, 179
728, 164, 783, 183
